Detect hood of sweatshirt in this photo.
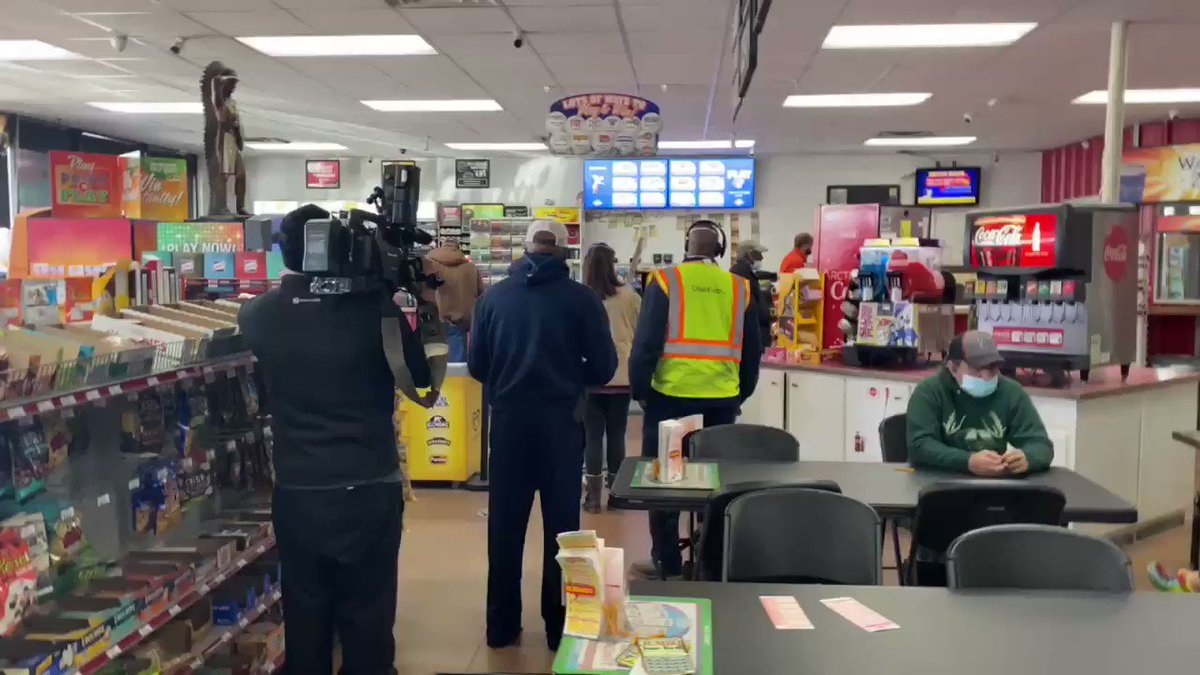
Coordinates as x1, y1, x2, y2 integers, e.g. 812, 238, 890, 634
510, 253, 569, 286
426, 245, 470, 267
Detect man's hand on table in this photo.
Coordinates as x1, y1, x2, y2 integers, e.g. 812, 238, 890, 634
1002, 449, 1030, 475
968, 450, 1007, 477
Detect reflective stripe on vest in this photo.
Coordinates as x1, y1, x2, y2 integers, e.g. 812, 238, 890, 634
650, 262, 748, 399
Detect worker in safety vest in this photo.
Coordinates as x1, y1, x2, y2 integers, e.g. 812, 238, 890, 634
628, 220, 763, 579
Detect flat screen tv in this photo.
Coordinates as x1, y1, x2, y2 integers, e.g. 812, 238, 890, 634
915, 167, 981, 207
583, 157, 755, 211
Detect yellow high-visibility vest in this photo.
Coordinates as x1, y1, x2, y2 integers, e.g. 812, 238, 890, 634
650, 261, 749, 399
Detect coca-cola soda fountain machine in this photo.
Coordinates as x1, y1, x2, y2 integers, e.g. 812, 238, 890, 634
965, 203, 1138, 384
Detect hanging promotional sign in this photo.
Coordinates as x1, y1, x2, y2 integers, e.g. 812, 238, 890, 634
305, 160, 341, 189
121, 154, 189, 221
1120, 143, 1200, 203
532, 206, 580, 224
49, 151, 122, 218
546, 93, 661, 157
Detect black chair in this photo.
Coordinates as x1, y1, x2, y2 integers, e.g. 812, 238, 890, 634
877, 413, 909, 579
906, 480, 1066, 587
693, 480, 840, 581
688, 423, 800, 462
947, 524, 1133, 592
724, 487, 882, 585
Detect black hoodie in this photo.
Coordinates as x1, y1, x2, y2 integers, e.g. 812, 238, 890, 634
467, 253, 617, 411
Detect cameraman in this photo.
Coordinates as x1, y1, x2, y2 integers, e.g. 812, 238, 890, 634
239, 204, 441, 675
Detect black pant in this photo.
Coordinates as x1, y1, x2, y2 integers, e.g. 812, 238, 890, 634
274, 482, 404, 675
641, 397, 737, 576
487, 406, 582, 646
584, 392, 631, 476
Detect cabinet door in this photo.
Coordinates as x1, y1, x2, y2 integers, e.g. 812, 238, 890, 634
844, 380, 912, 462
786, 371, 845, 461
738, 368, 786, 428
1028, 396, 1078, 469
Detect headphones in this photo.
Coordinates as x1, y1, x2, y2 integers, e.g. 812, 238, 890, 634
684, 220, 727, 258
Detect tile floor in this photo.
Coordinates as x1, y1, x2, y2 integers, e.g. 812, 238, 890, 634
394, 422, 1197, 675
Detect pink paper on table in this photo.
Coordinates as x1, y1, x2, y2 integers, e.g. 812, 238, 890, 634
759, 596, 813, 630
820, 597, 899, 632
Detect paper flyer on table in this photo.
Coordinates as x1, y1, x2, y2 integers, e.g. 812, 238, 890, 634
632, 461, 719, 490
552, 597, 713, 675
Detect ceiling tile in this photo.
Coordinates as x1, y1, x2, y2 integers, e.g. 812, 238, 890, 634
527, 31, 624, 55
400, 7, 512, 35
509, 5, 618, 32
186, 11, 314, 35
291, 10, 418, 34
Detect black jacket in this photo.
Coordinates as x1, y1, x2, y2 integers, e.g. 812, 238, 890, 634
629, 258, 762, 406
468, 253, 617, 411
729, 258, 774, 349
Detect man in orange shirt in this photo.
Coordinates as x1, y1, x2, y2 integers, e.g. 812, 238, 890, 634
779, 233, 814, 273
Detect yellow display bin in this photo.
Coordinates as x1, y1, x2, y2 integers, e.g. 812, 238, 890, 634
397, 364, 483, 482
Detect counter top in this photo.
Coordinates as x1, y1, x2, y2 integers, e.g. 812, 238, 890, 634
765, 360, 1200, 400
1172, 430, 1200, 450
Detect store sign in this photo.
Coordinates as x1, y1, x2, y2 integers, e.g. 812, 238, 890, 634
1157, 215, 1200, 233
546, 93, 661, 157
305, 160, 340, 189
969, 213, 1058, 269
1121, 143, 1200, 203
155, 222, 244, 253
455, 159, 491, 189
532, 206, 580, 224
503, 205, 529, 217
121, 154, 189, 221
49, 151, 121, 218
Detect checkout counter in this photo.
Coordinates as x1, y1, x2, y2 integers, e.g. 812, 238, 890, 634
741, 361, 1200, 540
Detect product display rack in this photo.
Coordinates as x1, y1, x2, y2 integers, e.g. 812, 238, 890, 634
469, 217, 535, 288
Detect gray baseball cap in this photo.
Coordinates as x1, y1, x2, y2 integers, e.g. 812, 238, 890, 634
948, 330, 1004, 369
735, 240, 767, 257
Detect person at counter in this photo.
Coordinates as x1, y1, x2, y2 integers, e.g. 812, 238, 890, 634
779, 233, 814, 273
729, 240, 773, 349
907, 331, 1054, 476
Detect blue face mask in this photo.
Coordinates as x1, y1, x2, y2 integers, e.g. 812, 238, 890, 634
961, 373, 998, 398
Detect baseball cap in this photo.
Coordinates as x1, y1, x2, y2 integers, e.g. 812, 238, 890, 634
525, 219, 569, 248
735, 240, 768, 257
948, 331, 1005, 369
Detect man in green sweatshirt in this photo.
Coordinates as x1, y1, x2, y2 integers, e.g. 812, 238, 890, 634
907, 331, 1053, 475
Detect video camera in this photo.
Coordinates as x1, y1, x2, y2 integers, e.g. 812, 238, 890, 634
299, 163, 433, 296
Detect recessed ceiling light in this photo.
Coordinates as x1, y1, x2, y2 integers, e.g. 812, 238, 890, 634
657, 140, 756, 149
823, 23, 1037, 49
245, 142, 349, 151
237, 35, 436, 57
444, 142, 547, 151
87, 102, 202, 113
783, 93, 932, 108
0, 40, 81, 60
362, 99, 503, 112
1073, 88, 1200, 104
864, 136, 977, 147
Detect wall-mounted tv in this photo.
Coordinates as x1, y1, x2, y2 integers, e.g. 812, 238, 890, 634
584, 157, 755, 211
915, 167, 981, 207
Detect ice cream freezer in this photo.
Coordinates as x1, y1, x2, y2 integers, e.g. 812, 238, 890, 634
1150, 203, 1200, 306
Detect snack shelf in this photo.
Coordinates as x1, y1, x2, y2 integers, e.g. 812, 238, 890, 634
75, 537, 277, 675
176, 587, 282, 674
0, 353, 253, 423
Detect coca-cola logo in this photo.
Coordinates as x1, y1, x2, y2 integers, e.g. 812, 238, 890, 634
1103, 225, 1130, 281
973, 221, 1023, 247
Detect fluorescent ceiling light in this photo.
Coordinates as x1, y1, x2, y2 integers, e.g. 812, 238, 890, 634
362, 99, 502, 112
237, 35, 436, 57
657, 140, 756, 150
824, 23, 1037, 49
784, 92, 931, 108
864, 136, 977, 147
1073, 88, 1200, 104
444, 142, 547, 151
88, 102, 201, 113
0, 40, 81, 60
245, 142, 348, 151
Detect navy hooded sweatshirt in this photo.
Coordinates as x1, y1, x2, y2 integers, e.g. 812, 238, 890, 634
467, 253, 617, 411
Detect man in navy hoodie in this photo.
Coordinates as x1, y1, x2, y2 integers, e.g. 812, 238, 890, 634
468, 220, 617, 651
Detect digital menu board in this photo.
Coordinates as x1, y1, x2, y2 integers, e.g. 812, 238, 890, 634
915, 167, 981, 206
584, 157, 756, 210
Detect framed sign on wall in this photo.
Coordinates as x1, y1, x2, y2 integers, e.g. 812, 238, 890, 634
456, 159, 491, 188
305, 159, 341, 189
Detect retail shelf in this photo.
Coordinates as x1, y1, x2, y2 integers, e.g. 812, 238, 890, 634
75, 537, 277, 675
176, 587, 283, 674
0, 353, 253, 423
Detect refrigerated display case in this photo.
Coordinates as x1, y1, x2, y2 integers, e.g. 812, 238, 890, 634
1150, 203, 1200, 307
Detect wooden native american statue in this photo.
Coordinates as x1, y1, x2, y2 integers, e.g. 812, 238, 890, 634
201, 61, 248, 216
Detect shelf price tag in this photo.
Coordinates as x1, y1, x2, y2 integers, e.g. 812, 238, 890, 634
106, 646, 122, 659
5, 407, 25, 419
96, 493, 111, 507
168, 605, 182, 617
107, 386, 123, 396
147, 376, 160, 386
35, 400, 54, 413
85, 390, 102, 401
